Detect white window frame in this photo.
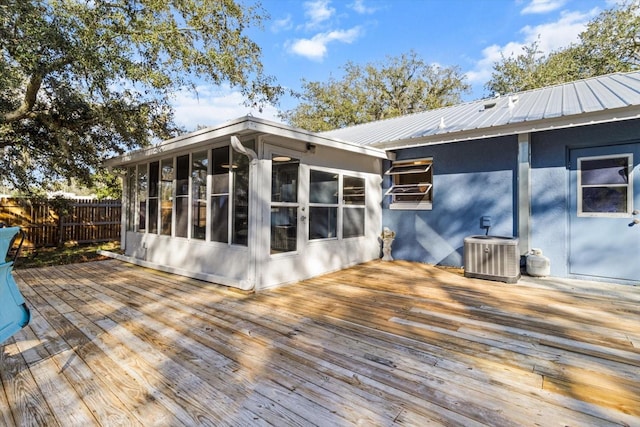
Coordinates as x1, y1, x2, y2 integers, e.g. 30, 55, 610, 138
270, 153, 301, 254
173, 153, 190, 239
307, 167, 367, 241
308, 168, 339, 241
385, 158, 433, 210
210, 144, 232, 245
190, 150, 209, 241
577, 153, 633, 218
342, 174, 366, 239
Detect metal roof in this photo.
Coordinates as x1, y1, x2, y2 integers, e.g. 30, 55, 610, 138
106, 116, 389, 167
320, 71, 640, 149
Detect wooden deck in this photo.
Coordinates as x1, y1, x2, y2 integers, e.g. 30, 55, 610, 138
2, 260, 639, 426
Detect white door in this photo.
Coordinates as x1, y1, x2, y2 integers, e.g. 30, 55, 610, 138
259, 145, 309, 287
267, 147, 308, 255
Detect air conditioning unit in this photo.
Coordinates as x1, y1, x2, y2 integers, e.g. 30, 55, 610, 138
464, 236, 520, 283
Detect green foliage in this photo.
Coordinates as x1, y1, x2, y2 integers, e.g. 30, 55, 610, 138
280, 51, 470, 131
578, 0, 640, 76
0, 0, 281, 193
486, 41, 583, 95
486, 1, 640, 95
93, 170, 122, 200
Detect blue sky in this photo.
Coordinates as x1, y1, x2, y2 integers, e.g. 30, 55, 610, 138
171, 0, 617, 130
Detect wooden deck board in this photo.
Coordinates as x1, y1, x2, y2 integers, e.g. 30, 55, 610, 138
1, 259, 639, 426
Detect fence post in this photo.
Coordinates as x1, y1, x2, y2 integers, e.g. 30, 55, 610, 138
57, 208, 64, 247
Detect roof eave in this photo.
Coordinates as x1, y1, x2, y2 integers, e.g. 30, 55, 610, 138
372, 106, 640, 150
106, 116, 390, 168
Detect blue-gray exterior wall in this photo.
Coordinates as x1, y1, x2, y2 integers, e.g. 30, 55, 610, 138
383, 135, 518, 267
529, 119, 640, 277
384, 119, 640, 278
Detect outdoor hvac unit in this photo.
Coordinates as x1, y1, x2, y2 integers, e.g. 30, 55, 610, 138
464, 236, 520, 283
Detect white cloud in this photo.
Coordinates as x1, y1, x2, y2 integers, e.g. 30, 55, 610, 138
521, 9, 596, 52
466, 8, 598, 87
287, 27, 363, 61
171, 86, 282, 131
350, 0, 377, 14
303, 0, 335, 30
521, 0, 568, 15
466, 42, 524, 84
271, 14, 293, 33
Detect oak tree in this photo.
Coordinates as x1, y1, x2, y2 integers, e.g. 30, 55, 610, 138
280, 51, 470, 132
486, 1, 640, 95
0, 0, 281, 192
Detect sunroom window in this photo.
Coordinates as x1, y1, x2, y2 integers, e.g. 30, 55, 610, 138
137, 165, 147, 232
211, 146, 230, 243
343, 175, 365, 238
309, 170, 338, 240
385, 158, 433, 209
160, 158, 174, 236
308, 170, 366, 240
271, 155, 300, 253
126, 166, 136, 232
175, 155, 189, 238
148, 161, 159, 233
191, 151, 208, 240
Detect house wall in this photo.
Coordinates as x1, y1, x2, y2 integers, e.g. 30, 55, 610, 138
121, 132, 384, 290
529, 119, 640, 278
124, 231, 252, 287
383, 135, 518, 267
384, 119, 640, 280
256, 136, 383, 289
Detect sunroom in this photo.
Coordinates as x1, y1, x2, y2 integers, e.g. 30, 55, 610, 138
105, 117, 389, 291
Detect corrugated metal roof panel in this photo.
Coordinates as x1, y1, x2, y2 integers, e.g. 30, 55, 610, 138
573, 80, 602, 112
605, 73, 640, 104
321, 71, 640, 147
587, 79, 627, 109
543, 86, 564, 119
562, 83, 581, 116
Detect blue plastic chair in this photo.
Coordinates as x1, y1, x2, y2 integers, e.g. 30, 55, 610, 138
0, 226, 31, 345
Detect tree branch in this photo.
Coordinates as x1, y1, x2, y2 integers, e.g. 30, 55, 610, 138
1, 70, 44, 123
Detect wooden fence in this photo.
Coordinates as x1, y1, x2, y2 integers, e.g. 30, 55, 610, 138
0, 197, 121, 248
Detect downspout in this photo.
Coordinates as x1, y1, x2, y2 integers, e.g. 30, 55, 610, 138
230, 136, 259, 291
517, 133, 531, 257
230, 135, 258, 162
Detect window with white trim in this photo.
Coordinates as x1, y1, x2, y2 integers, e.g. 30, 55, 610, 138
210, 146, 230, 243
271, 155, 300, 253
578, 154, 632, 217
342, 175, 365, 238
148, 161, 159, 233
126, 166, 136, 232
137, 165, 147, 232
308, 170, 366, 240
191, 151, 208, 240
175, 155, 189, 238
385, 158, 433, 209
309, 170, 338, 240
160, 158, 174, 236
